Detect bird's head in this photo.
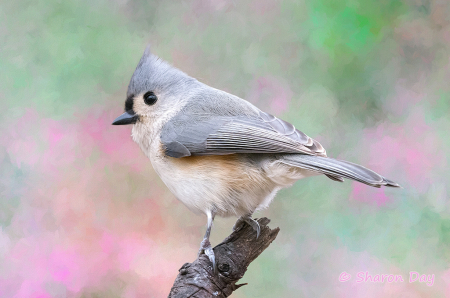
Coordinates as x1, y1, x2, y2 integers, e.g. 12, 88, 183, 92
112, 46, 198, 127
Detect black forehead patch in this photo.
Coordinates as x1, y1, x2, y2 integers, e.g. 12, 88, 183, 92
125, 94, 135, 115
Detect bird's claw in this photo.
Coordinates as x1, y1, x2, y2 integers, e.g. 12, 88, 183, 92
198, 238, 217, 274
233, 215, 260, 238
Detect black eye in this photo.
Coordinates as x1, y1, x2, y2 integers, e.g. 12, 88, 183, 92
143, 91, 157, 105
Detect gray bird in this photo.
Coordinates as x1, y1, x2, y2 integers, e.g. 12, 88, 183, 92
113, 46, 400, 271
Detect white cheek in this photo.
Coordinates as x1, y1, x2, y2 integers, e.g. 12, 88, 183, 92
131, 95, 189, 154
133, 97, 153, 117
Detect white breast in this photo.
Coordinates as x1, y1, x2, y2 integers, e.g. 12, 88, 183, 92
131, 112, 315, 218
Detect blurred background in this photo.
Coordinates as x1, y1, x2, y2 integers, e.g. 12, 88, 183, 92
1, 0, 450, 297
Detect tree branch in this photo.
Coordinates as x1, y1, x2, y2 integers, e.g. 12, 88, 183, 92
168, 217, 280, 297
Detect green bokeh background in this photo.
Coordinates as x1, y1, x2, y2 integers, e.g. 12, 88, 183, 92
1, 0, 450, 297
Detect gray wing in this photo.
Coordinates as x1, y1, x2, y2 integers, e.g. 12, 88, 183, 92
161, 108, 327, 158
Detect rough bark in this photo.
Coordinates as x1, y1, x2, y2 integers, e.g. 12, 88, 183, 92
168, 217, 280, 298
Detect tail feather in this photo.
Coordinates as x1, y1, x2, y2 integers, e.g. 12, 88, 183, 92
281, 155, 400, 188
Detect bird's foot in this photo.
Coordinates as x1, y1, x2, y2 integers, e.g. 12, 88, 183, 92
198, 238, 217, 274
233, 215, 260, 238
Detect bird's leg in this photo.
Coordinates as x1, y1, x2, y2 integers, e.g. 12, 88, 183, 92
233, 212, 260, 238
198, 210, 217, 273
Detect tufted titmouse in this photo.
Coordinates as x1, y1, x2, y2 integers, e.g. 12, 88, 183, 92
112, 46, 400, 271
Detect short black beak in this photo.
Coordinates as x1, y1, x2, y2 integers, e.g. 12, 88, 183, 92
112, 112, 139, 125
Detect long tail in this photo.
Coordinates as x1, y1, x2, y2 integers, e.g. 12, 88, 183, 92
281, 155, 400, 188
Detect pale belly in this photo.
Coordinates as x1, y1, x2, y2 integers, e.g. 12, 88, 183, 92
150, 153, 279, 217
